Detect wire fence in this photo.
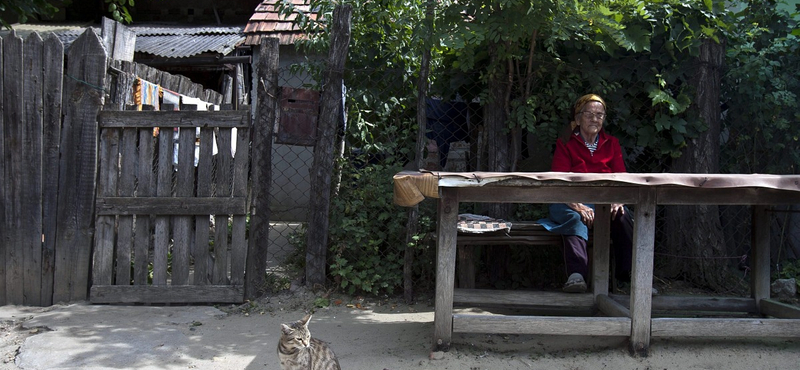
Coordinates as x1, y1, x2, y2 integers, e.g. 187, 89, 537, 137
266, 53, 800, 295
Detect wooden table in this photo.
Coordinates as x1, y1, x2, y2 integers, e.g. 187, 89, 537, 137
393, 171, 800, 356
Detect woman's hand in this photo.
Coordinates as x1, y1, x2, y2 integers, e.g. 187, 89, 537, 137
568, 203, 594, 228
611, 203, 625, 220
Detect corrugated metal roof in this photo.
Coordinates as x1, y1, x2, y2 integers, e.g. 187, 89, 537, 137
244, 0, 320, 46
132, 25, 245, 57
130, 26, 244, 36
0, 24, 95, 54
135, 33, 245, 58
55, 27, 99, 50
0, 23, 245, 58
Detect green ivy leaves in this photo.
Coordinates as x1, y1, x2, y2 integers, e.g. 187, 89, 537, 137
105, 0, 134, 23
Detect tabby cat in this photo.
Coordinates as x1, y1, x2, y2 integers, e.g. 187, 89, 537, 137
278, 314, 342, 370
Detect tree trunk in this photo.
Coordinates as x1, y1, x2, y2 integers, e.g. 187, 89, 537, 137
663, 39, 731, 290
483, 48, 512, 285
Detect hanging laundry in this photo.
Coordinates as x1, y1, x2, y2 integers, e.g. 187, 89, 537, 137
162, 88, 181, 111
180, 95, 208, 111
179, 94, 237, 158
132, 78, 161, 110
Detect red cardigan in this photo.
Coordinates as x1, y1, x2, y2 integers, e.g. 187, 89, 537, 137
551, 129, 627, 173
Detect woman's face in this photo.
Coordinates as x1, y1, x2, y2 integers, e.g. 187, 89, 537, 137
576, 101, 606, 139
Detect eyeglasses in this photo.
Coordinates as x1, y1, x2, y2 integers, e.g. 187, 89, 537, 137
579, 111, 606, 120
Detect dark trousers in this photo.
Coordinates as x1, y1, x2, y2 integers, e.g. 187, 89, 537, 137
563, 210, 633, 282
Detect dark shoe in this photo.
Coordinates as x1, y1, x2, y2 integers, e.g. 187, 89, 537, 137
563, 273, 587, 293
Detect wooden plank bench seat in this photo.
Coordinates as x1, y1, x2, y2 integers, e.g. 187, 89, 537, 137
456, 221, 593, 289
457, 221, 564, 246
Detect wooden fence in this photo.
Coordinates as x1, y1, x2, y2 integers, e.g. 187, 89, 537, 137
0, 28, 278, 306
1, 30, 65, 306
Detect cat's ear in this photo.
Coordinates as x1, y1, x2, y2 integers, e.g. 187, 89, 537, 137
281, 324, 293, 335
300, 314, 312, 326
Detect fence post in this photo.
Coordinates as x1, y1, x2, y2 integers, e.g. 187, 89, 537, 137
305, 4, 353, 287
53, 28, 107, 303
246, 37, 279, 299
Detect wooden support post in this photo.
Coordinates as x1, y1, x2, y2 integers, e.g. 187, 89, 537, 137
752, 205, 770, 310
629, 187, 656, 357
597, 294, 631, 318
760, 299, 800, 319
593, 204, 611, 297
433, 188, 459, 351
245, 37, 279, 299
305, 5, 352, 286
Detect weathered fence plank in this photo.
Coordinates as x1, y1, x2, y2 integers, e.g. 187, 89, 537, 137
96, 197, 247, 215
173, 113, 198, 285
153, 127, 174, 286
194, 126, 214, 285
54, 28, 108, 303
101, 16, 136, 62
93, 119, 120, 286
230, 123, 250, 285
213, 127, 233, 284
98, 110, 249, 128
134, 107, 155, 285
0, 34, 6, 306
115, 127, 137, 285
246, 37, 279, 299
22, 33, 45, 306
3, 32, 25, 305
40, 33, 64, 306
91, 285, 243, 304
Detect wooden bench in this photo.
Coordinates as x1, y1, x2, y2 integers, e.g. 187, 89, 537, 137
456, 221, 593, 289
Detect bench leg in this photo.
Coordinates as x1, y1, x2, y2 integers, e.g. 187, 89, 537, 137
593, 204, 611, 297
434, 188, 458, 351
752, 205, 770, 310
630, 188, 656, 357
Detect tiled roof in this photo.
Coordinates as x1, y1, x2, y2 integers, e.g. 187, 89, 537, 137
243, 0, 320, 46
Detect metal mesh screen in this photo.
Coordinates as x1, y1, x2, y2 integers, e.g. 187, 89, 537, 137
266, 43, 800, 295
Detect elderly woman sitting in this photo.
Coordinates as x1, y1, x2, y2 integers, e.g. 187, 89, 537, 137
538, 94, 633, 293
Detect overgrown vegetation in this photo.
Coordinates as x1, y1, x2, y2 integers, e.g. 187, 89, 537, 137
284, 0, 799, 295
0, 0, 137, 27
326, 159, 435, 295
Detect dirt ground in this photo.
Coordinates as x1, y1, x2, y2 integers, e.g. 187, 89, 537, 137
1, 288, 799, 370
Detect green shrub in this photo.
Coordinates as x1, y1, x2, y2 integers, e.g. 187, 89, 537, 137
328, 159, 435, 295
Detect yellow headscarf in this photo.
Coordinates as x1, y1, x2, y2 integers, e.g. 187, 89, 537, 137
570, 94, 607, 131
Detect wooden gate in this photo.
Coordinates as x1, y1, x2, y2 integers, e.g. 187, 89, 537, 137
89, 107, 251, 304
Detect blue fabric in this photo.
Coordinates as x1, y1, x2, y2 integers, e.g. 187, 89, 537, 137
536, 203, 595, 241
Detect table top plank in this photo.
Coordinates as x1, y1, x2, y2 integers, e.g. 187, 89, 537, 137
394, 171, 800, 206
